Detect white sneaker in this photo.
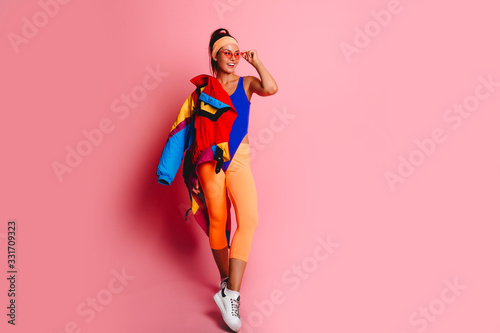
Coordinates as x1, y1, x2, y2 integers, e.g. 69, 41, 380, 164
213, 287, 241, 332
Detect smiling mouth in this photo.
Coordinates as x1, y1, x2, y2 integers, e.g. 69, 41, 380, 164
228, 63, 235, 67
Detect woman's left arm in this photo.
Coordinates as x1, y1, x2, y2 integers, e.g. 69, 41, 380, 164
242, 50, 278, 96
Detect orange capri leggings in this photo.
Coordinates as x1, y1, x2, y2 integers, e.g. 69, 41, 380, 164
197, 142, 259, 262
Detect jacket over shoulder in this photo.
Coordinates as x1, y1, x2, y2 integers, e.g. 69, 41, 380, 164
156, 74, 238, 247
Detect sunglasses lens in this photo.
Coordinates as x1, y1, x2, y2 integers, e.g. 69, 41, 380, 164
223, 51, 240, 59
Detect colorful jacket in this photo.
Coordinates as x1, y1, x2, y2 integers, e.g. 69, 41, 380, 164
156, 74, 237, 247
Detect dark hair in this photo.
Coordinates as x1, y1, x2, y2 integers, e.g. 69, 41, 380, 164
208, 28, 238, 77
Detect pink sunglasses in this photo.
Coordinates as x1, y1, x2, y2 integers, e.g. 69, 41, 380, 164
220, 50, 244, 60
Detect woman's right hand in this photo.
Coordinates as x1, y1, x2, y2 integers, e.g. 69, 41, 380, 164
192, 179, 201, 195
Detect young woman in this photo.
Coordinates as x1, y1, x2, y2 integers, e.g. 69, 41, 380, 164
195, 28, 278, 332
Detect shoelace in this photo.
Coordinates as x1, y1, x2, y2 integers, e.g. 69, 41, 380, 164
230, 298, 240, 319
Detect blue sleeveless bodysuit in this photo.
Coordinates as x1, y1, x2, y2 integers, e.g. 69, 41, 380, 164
222, 76, 251, 171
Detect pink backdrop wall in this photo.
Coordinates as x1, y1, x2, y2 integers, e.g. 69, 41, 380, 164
1, 0, 499, 332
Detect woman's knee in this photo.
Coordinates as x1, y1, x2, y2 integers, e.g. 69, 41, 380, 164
240, 212, 259, 231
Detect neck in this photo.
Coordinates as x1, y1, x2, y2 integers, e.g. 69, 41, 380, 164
216, 71, 237, 85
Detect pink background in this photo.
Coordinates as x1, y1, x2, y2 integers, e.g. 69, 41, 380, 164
1, 0, 499, 332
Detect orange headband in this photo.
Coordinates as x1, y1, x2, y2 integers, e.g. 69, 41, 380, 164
212, 36, 239, 61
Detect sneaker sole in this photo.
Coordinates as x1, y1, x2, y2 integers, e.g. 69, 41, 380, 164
213, 291, 241, 332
